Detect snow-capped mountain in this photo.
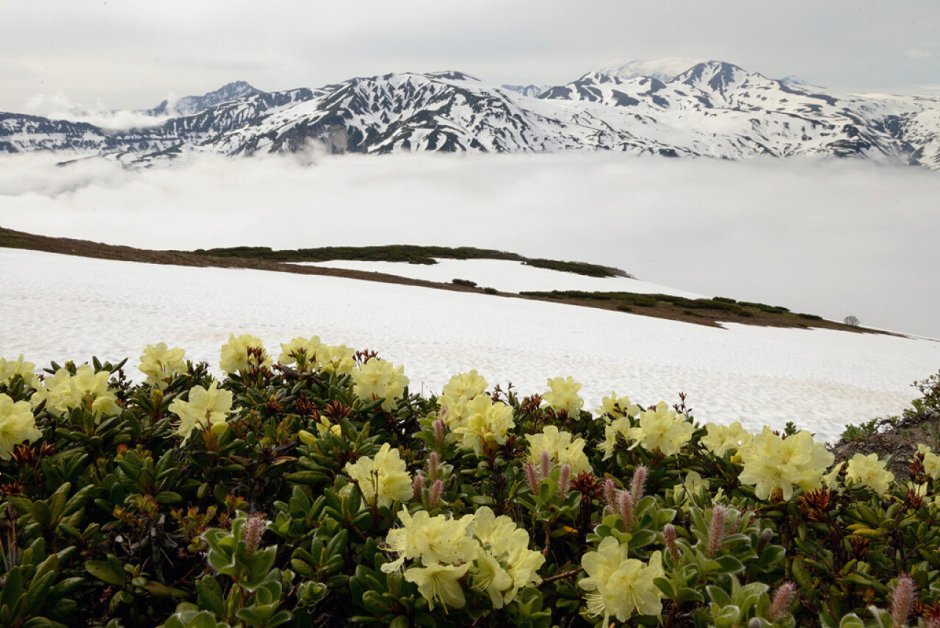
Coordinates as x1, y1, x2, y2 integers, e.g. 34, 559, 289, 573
2, 61, 939, 170
145, 80, 264, 117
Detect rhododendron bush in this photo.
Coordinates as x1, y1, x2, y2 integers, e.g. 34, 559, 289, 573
0, 335, 937, 627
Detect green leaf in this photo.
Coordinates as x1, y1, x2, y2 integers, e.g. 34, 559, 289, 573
85, 557, 127, 587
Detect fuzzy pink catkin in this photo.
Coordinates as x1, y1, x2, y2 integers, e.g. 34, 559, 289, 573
428, 451, 440, 480
539, 451, 552, 480
617, 489, 635, 529
558, 463, 571, 495
603, 478, 617, 512
432, 418, 445, 450
891, 574, 916, 628
412, 472, 425, 502
707, 505, 727, 557
630, 465, 648, 502
767, 581, 796, 622
524, 462, 540, 494
428, 479, 444, 508
663, 524, 680, 561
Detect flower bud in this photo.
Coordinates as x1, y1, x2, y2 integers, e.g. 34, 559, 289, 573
539, 451, 552, 480
707, 505, 727, 557
617, 489, 635, 530
428, 451, 440, 481
663, 523, 680, 561
891, 574, 916, 628
244, 512, 267, 560
433, 418, 446, 450
767, 581, 797, 622
630, 465, 648, 502
428, 479, 444, 508
524, 462, 540, 494
412, 472, 425, 502
603, 478, 617, 512
558, 464, 571, 495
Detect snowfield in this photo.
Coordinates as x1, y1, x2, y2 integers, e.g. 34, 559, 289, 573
2, 248, 937, 442
293, 259, 702, 297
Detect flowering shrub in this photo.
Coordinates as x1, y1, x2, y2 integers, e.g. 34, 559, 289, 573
0, 339, 938, 626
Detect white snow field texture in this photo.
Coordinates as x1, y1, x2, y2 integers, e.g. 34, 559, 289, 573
293, 259, 702, 298
1, 248, 937, 443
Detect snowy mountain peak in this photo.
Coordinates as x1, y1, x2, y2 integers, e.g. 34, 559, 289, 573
598, 58, 702, 83
675, 60, 752, 90
3, 63, 940, 172
148, 80, 264, 117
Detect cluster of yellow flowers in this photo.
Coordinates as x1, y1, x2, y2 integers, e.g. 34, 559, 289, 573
219, 334, 272, 374
845, 452, 895, 495
437, 370, 489, 429
579, 537, 664, 623
630, 402, 694, 457
452, 395, 515, 455
0, 393, 41, 460
597, 392, 640, 460
344, 443, 413, 508
350, 358, 409, 412
278, 336, 356, 375
700, 421, 753, 457
526, 425, 592, 475
31, 364, 120, 420
920, 444, 940, 480
738, 428, 834, 500
382, 506, 544, 610
168, 381, 233, 444
0, 355, 39, 388
138, 343, 187, 389
542, 376, 584, 417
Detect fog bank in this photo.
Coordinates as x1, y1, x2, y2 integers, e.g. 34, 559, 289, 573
1, 151, 938, 338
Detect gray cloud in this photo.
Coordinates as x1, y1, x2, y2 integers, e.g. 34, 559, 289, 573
1, 1, 939, 110
1, 151, 938, 339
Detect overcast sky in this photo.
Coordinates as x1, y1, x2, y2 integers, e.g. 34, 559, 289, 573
2, 0, 939, 112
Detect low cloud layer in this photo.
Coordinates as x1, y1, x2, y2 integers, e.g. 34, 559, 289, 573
1, 151, 939, 339
20, 93, 170, 129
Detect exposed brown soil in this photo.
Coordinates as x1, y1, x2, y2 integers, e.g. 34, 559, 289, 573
0, 226, 891, 334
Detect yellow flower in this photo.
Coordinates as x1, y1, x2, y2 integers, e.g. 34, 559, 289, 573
0, 355, 38, 388
701, 422, 753, 457
845, 453, 895, 495
438, 370, 489, 429
599, 416, 631, 460
542, 376, 584, 417
351, 358, 409, 412
318, 344, 356, 375
441, 370, 488, 406
0, 393, 41, 459
918, 444, 940, 480
404, 562, 470, 611
630, 402, 693, 456
219, 334, 271, 374
579, 537, 664, 623
30, 365, 120, 420
468, 507, 544, 607
597, 392, 640, 419
526, 425, 592, 475
738, 428, 834, 500
277, 336, 324, 370
139, 343, 186, 389
168, 381, 233, 443
382, 508, 477, 572
345, 443, 412, 508
822, 462, 845, 490
452, 396, 515, 455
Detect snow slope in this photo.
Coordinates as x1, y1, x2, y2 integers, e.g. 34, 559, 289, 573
292, 259, 702, 297
2, 248, 936, 442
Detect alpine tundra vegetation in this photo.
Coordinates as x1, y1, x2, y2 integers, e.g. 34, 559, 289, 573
0, 335, 939, 626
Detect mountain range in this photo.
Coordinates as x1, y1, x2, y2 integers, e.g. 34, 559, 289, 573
2, 60, 938, 170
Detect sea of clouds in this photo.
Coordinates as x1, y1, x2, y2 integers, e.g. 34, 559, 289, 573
1, 150, 938, 339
